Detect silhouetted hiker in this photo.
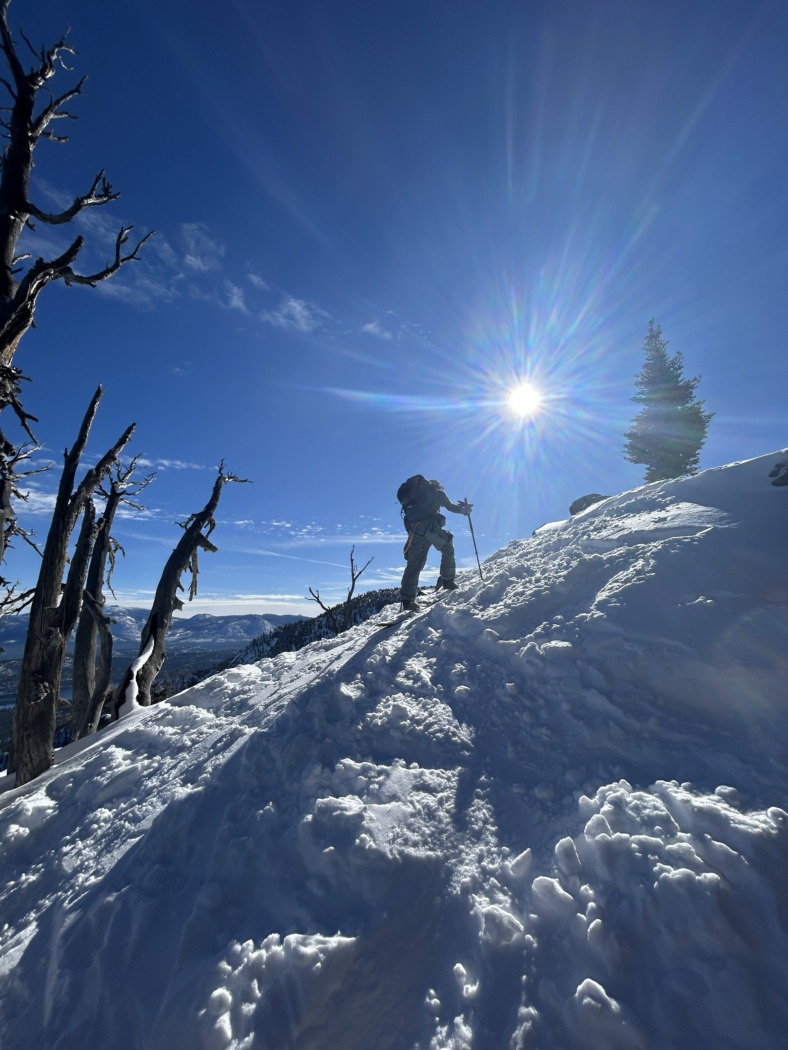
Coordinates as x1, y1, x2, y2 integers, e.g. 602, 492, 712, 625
396, 475, 472, 611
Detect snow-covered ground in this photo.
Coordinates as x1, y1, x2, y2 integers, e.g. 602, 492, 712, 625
1, 451, 787, 1050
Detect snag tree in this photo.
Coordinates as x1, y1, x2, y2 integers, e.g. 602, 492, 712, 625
0, 0, 150, 592
308, 545, 373, 635
115, 465, 251, 714
71, 458, 155, 739
11, 386, 134, 785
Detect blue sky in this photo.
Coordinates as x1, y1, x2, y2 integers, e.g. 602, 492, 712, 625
4, 0, 787, 616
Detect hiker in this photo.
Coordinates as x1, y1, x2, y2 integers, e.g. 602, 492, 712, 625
397, 475, 472, 611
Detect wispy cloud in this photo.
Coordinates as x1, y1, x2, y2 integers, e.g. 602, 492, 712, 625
181, 222, 225, 272
260, 296, 332, 334
12, 483, 57, 515
224, 280, 248, 313
274, 531, 403, 548
136, 456, 210, 471
239, 517, 402, 549
96, 273, 182, 306
361, 320, 394, 342
231, 545, 350, 570
21, 187, 424, 351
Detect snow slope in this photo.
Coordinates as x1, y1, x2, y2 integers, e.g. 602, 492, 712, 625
1, 451, 787, 1050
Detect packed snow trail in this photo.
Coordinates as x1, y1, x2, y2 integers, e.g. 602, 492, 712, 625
0, 451, 786, 1050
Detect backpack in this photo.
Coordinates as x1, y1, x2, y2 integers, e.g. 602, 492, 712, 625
397, 475, 442, 526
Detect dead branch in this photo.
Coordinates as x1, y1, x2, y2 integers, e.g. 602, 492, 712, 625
308, 545, 374, 636
308, 586, 340, 635
0, 0, 152, 421
341, 545, 373, 631
114, 465, 251, 713
0, 436, 46, 590
25, 169, 119, 226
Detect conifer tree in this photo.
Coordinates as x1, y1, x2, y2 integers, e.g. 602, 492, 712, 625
624, 319, 713, 482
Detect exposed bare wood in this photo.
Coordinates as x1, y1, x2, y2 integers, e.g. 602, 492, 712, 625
115, 465, 251, 713
25, 169, 118, 226
0, 0, 152, 433
308, 545, 374, 636
9, 386, 134, 785
0, 438, 45, 613
74, 589, 114, 737
72, 458, 155, 738
341, 545, 373, 632
308, 586, 340, 634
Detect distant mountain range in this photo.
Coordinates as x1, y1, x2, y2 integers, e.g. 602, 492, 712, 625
0, 607, 303, 660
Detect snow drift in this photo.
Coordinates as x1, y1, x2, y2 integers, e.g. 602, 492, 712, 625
1, 451, 787, 1050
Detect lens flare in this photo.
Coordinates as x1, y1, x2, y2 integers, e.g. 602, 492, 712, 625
507, 382, 543, 418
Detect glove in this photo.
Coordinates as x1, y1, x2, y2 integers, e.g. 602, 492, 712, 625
458, 500, 473, 516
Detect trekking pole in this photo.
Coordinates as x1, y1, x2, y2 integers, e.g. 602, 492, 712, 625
466, 497, 484, 583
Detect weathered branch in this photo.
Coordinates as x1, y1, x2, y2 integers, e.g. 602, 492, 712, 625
30, 76, 85, 142
63, 226, 154, 287
308, 545, 374, 636
0, 364, 36, 441
308, 586, 340, 634
0, 0, 152, 396
25, 168, 118, 226
0, 434, 45, 604
114, 465, 251, 714
341, 545, 373, 632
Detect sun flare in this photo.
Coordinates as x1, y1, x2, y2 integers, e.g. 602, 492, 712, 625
507, 381, 543, 419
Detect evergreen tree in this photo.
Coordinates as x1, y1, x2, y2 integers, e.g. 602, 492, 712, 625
624, 319, 714, 482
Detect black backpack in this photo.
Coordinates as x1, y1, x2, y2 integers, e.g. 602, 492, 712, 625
397, 475, 442, 525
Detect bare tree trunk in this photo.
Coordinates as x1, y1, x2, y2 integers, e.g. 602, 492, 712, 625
72, 460, 154, 737
115, 465, 249, 714
71, 502, 116, 739
341, 546, 373, 632
9, 387, 134, 785
308, 546, 373, 635
76, 590, 114, 736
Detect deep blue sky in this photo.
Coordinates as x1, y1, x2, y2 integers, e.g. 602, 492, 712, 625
5, 0, 787, 615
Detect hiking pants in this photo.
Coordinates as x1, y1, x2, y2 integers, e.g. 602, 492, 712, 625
400, 514, 456, 601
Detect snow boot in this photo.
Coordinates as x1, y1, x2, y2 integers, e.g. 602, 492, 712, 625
436, 577, 458, 591
401, 599, 420, 612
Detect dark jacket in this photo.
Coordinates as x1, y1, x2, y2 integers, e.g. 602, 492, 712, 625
403, 480, 464, 529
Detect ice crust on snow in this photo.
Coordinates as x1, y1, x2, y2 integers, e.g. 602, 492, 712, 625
1, 450, 787, 1049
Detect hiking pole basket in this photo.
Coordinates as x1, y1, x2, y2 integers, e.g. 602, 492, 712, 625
466, 497, 484, 583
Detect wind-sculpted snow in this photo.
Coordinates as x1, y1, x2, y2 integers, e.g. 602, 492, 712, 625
1, 451, 787, 1049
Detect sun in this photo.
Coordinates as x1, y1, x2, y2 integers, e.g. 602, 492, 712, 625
506, 381, 543, 419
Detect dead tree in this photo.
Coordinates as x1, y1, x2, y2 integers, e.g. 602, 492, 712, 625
308, 545, 373, 635
0, 439, 47, 614
0, 0, 152, 381
10, 386, 134, 785
0, 0, 151, 581
114, 464, 250, 714
71, 458, 155, 738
